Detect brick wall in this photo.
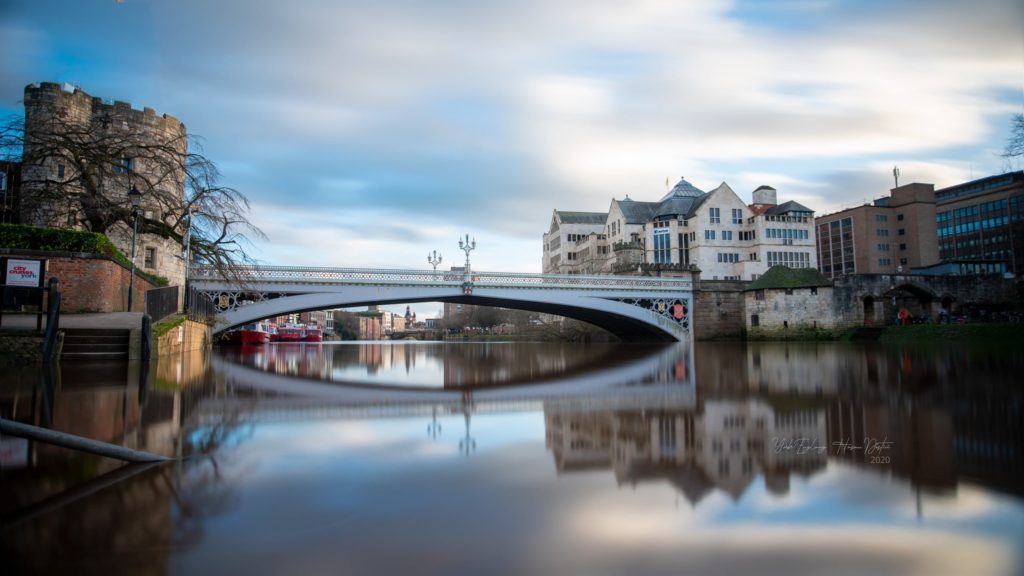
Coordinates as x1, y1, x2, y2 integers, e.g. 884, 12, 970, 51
3, 249, 157, 313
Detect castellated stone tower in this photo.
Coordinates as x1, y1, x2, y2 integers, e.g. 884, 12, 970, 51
20, 82, 188, 290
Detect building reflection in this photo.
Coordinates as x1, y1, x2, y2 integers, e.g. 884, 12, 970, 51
1, 350, 251, 570
2, 338, 1021, 569
545, 341, 1023, 503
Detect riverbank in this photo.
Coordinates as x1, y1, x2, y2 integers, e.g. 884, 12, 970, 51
874, 322, 1024, 344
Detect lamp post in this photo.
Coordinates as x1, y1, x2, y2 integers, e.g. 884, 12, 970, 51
427, 250, 442, 276
458, 234, 476, 274
127, 184, 143, 312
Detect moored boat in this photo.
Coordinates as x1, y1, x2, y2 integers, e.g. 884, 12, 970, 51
277, 323, 304, 343
223, 322, 271, 345
302, 324, 323, 342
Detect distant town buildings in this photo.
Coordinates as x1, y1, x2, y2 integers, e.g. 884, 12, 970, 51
814, 171, 1024, 279
814, 182, 939, 278
543, 179, 818, 281
934, 171, 1024, 276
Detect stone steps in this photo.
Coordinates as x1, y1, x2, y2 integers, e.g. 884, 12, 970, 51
62, 328, 130, 361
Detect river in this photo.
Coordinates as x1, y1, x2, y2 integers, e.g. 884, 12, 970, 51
2, 340, 1022, 575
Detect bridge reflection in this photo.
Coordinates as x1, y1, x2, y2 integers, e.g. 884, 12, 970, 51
1, 339, 1021, 552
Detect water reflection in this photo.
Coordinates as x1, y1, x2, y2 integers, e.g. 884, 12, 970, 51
216, 341, 667, 388
2, 341, 1022, 574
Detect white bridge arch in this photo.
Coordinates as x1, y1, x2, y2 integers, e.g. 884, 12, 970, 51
190, 266, 694, 342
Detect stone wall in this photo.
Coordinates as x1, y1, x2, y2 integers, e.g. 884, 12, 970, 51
2, 249, 157, 313
155, 319, 212, 357
693, 280, 746, 340
700, 273, 1020, 339
20, 82, 187, 290
0, 334, 43, 360
745, 287, 854, 339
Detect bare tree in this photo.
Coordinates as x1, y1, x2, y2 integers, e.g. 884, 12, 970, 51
0, 112, 264, 279
1004, 113, 1024, 160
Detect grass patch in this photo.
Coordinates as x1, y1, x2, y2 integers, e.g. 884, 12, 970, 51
153, 314, 186, 338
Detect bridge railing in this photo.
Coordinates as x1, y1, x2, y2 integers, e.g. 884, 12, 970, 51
189, 265, 693, 292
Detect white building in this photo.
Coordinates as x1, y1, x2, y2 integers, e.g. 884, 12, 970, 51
542, 178, 818, 280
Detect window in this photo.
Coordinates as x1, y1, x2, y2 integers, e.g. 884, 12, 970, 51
899, 243, 907, 251
57, 164, 65, 179
751, 314, 760, 327
722, 230, 733, 241
898, 228, 905, 236
879, 258, 891, 266
810, 287, 818, 295
732, 208, 742, 224
704, 230, 716, 241
875, 214, 888, 222
755, 290, 764, 301
0, 172, 5, 191
113, 157, 133, 174
653, 230, 672, 264
876, 229, 889, 237
897, 213, 904, 221
709, 207, 720, 224
144, 247, 156, 268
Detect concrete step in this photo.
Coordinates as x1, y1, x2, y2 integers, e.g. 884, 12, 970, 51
62, 351, 130, 361
61, 328, 131, 361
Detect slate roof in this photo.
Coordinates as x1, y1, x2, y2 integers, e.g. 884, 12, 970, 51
765, 200, 814, 215
556, 210, 608, 225
616, 198, 661, 224
746, 266, 832, 291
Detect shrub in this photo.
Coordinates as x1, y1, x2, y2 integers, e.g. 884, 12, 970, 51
0, 223, 169, 286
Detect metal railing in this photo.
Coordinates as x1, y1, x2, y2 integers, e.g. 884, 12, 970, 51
190, 265, 694, 292
0, 278, 60, 332
144, 285, 179, 323
186, 285, 216, 325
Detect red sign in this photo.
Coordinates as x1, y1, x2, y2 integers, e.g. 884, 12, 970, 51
672, 302, 687, 320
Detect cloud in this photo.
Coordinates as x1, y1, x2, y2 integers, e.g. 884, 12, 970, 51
1, 0, 1020, 271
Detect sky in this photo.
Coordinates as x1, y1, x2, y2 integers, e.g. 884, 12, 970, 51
1, 0, 1023, 317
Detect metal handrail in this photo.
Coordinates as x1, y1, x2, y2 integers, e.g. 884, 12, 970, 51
41, 278, 61, 362
190, 264, 694, 291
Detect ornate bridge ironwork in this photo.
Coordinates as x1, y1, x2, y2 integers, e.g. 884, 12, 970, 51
189, 265, 694, 342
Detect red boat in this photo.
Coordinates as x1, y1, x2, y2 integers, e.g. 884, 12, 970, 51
223, 322, 271, 345
302, 324, 323, 342
277, 324, 304, 343
267, 322, 280, 342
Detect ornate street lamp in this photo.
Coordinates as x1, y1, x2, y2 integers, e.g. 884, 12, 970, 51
428, 250, 442, 276
458, 234, 476, 273
127, 184, 143, 312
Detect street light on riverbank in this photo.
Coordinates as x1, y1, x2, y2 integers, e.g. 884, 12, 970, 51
126, 184, 142, 312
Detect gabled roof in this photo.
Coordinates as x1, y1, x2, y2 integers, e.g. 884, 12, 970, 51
556, 210, 608, 225
765, 200, 814, 215
614, 198, 660, 224
746, 266, 831, 291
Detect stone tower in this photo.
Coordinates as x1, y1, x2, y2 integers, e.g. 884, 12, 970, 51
20, 82, 188, 289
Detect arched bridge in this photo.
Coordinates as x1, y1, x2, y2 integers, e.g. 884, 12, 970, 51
190, 266, 694, 342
